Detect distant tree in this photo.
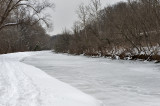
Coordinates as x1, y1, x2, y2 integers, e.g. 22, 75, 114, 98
52, 0, 160, 60
76, 3, 90, 39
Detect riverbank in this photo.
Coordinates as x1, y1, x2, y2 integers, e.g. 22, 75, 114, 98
24, 51, 160, 106
0, 51, 102, 106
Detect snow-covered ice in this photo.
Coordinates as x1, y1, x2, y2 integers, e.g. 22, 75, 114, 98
0, 51, 102, 106
24, 52, 160, 106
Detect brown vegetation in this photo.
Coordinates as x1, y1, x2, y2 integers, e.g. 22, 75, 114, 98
51, 0, 160, 61
0, 0, 54, 54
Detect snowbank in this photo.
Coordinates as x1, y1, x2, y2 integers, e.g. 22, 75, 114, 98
0, 51, 48, 61
0, 51, 102, 106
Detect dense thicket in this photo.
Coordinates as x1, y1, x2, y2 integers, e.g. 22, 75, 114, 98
52, 0, 160, 61
0, 0, 53, 54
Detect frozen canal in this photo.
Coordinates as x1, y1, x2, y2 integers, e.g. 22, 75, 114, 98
24, 51, 160, 106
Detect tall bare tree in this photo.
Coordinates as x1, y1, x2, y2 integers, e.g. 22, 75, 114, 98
0, 0, 54, 31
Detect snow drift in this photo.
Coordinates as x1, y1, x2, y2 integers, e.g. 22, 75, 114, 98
0, 51, 102, 106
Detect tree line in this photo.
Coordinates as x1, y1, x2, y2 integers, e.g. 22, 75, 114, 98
0, 0, 53, 54
52, 0, 160, 61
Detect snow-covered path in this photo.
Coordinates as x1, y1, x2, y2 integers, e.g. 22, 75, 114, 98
24, 52, 160, 106
0, 61, 40, 106
0, 51, 102, 106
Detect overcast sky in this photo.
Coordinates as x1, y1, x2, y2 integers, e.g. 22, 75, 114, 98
47, 0, 126, 36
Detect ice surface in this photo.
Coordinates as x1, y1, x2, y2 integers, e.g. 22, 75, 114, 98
24, 52, 160, 106
0, 51, 102, 106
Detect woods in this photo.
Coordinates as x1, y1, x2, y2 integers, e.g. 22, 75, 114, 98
0, 0, 53, 54
52, 0, 160, 61
1, 0, 160, 61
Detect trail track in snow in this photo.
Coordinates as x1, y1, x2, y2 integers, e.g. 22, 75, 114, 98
0, 61, 40, 106
0, 51, 102, 106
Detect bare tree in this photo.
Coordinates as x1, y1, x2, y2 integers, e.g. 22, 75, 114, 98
88, 0, 101, 34
0, 0, 54, 54
0, 0, 54, 31
76, 3, 89, 39
52, 0, 160, 60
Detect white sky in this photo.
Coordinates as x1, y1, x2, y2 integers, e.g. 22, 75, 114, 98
47, 0, 127, 36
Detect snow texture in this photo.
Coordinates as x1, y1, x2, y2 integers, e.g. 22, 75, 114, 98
0, 51, 102, 106
24, 52, 160, 106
